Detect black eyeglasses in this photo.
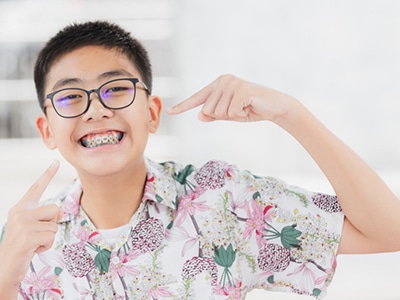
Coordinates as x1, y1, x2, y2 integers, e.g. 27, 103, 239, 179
45, 78, 149, 118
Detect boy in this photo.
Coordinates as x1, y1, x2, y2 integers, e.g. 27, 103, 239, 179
0, 20, 399, 299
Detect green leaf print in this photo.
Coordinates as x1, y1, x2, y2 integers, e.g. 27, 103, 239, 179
313, 288, 322, 297
280, 224, 302, 249
285, 189, 309, 207
213, 244, 237, 287
175, 164, 195, 185
155, 194, 163, 203
213, 243, 236, 268
264, 223, 302, 249
54, 267, 63, 276
94, 248, 111, 273
267, 275, 274, 284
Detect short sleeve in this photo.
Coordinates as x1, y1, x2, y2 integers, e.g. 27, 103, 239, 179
227, 166, 344, 299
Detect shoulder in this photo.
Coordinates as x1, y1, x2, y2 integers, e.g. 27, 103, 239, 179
147, 158, 238, 185
147, 157, 286, 189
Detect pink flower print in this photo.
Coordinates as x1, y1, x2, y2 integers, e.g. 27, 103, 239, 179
249, 271, 274, 287
194, 161, 227, 190
288, 262, 316, 292
74, 225, 101, 243
62, 242, 95, 277
176, 189, 208, 226
73, 282, 93, 299
109, 251, 140, 280
126, 248, 141, 261
243, 201, 274, 247
131, 217, 164, 253
143, 175, 157, 200
146, 285, 172, 299
165, 225, 199, 256
315, 256, 337, 285
257, 243, 291, 272
182, 256, 218, 286
24, 266, 60, 297
312, 193, 342, 213
229, 189, 247, 212
62, 191, 81, 216
213, 279, 243, 300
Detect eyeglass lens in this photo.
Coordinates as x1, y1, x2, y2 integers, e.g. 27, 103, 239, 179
52, 79, 136, 118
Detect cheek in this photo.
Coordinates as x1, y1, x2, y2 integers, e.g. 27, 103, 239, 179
47, 118, 76, 145
126, 104, 152, 130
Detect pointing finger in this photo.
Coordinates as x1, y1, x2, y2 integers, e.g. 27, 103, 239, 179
166, 82, 214, 115
166, 94, 206, 115
16, 160, 60, 210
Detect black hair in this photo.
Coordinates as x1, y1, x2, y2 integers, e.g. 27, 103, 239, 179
34, 20, 152, 111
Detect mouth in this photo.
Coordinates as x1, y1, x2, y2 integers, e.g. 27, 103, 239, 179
80, 130, 124, 148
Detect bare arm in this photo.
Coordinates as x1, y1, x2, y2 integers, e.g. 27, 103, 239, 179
167, 74, 400, 254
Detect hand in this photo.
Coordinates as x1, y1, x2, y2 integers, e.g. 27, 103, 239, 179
0, 161, 62, 290
166, 74, 295, 123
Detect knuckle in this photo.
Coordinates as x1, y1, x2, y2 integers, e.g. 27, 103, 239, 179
201, 106, 213, 116
49, 221, 59, 233
219, 74, 236, 82
8, 209, 27, 225
227, 110, 237, 119
214, 107, 227, 118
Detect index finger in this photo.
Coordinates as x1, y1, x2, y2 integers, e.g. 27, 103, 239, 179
166, 83, 213, 115
16, 160, 60, 210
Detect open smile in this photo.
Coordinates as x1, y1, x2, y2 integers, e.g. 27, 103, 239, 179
80, 130, 124, 148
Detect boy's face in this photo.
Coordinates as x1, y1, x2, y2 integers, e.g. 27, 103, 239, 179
36, 45, 161, 178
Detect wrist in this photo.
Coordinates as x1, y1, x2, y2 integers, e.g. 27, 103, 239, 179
0, 278, 19, 300
0, 247, 21, 299
272, 95, 305, 129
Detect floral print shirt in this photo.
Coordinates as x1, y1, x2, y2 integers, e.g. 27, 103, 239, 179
5, 158, 344, 299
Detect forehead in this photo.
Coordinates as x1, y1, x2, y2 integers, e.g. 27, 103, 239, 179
46, 46, 140, 91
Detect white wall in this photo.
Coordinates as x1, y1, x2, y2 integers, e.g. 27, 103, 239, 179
2, 1, 400, 299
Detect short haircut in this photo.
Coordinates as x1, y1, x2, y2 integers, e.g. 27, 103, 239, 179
34, 20, 152, 111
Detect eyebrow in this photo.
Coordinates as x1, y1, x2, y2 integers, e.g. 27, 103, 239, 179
50, 69, 136, 91
51, 78, 82, 91
99, 70, 134, 80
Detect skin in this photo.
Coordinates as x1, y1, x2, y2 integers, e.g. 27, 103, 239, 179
0, 46, 162, 298
37, 46, 162, 230
166, 75, 400, 254
1, 46, 400, 298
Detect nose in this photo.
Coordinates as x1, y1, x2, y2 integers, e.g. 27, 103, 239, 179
82, 90, 113, 121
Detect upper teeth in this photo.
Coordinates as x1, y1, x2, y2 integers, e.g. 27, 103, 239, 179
81, 132, 122, 148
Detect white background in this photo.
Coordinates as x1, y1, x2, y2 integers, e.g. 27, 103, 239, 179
1, 1, 400, 299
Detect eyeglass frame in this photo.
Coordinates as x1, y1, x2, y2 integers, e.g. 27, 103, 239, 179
45, 77, 150, 118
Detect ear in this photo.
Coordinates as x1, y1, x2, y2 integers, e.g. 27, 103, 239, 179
36, 115, 57, 150
148, 95, 162, 133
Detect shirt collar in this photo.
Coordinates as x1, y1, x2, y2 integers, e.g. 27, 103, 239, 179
58, 158, 178, 223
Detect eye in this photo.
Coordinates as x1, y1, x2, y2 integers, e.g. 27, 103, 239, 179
54, 91, 84, 106
101, 80, 134, 99
102, 86, 131, 97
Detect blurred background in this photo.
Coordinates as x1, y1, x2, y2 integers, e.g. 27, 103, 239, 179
1, 0, 400, 299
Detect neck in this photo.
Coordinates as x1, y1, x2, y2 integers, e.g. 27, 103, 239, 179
78, 162, 147, 229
